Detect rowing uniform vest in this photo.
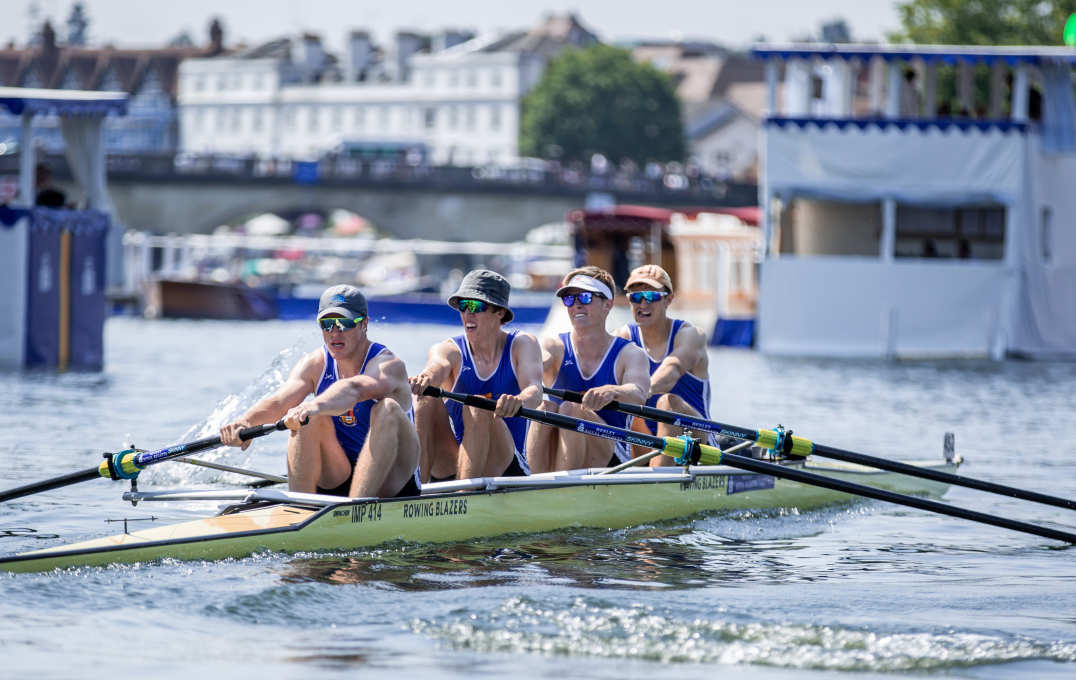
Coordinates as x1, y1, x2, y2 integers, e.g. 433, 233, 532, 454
447, 330, 530, 474
315, 343, 391, 463
628, 320, 713, 441
550, 332, 634, 463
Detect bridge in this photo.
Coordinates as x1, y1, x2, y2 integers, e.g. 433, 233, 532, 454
3, 153, 758, 242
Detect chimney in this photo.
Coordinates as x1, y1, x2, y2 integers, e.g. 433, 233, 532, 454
208, 18, 224, 55
301, 34, 325, 82
433, 29, 475, 52
394, 31, 427, 81
345, 30, 372, 82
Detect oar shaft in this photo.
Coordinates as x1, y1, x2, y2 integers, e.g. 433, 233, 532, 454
435, 386, 1076, 544
814, 443, 1076, 511
0, 422, 285, 504
544, 386, 1076, 512
0, 467, 100, 503
722, 452, 1076, 544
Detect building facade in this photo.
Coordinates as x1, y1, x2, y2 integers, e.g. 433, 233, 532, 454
0, 21, 223, 154
177, 14, 598, 165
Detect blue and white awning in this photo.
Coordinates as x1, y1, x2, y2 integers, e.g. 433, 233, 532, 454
751, 44, 1076, 66
0, 87, 128, 117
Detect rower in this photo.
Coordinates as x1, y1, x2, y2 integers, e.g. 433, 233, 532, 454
409, 269, 543, 482
528, 266, 650, 472
614, 264, 727, 466
220, 285, 421, 498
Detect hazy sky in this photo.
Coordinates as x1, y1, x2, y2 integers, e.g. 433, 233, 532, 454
7, 0, 904, 51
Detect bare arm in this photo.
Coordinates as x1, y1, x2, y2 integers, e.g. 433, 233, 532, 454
409, 339, 461, 396
650, 324, 707, 394
284, 351, 409, 429
497, 332, 544, 416
538, 335, 565, 389
221, 351, 320, 448
581, 344, 650, 411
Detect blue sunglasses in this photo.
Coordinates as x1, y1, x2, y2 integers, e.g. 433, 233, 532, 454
627, 291, 669, 304
560, 292, 604, 307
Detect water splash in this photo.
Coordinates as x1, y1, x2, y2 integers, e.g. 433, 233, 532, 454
410, 596, 1076, 670
141, 343, 308, 486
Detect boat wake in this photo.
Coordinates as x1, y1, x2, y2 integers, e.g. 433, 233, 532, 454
410, 595, 1076, 670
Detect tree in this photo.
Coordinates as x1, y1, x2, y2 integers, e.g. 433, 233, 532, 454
890, 0, 1076, 45
519, 45, 685, 166
890, 1, 1076, 115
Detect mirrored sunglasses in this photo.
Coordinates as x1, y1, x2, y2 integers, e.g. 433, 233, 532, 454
457, 298, 491, 314
560, 292, 601, 307
318, 316, 365, 332
628, 291, 669, 304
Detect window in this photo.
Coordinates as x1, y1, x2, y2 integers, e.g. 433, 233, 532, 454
308, 106, 319, 132
894, 204, 1006, 260
491, 69, 502, 88
466, 69, 477, 88
251, 108, 262, 132
331, 107, 343, 131
353, 107, 365, 130
448, 105, 458, 130
465, 105, 476, 130
490, 105, 501, 130
424, 107, 436, 129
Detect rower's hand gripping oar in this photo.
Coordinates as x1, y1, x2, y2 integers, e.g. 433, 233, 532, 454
544, 386, 1076, 513
0, 422, 288, 504
427, 386, 1076, 544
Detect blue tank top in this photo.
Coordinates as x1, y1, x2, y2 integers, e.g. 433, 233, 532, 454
628, 319, 711, 423
447, 331, 530, 471
550, 333, 632, 430
315, 343, 386, 464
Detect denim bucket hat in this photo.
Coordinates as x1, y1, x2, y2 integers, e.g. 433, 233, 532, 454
447, 269, 514, 323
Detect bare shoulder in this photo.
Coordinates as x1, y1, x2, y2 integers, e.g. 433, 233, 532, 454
510, 330, 540, 352
430, 336, 462, 362
673, 320, 707, 348
294, 348, 327, 380
613, 324, 632, 340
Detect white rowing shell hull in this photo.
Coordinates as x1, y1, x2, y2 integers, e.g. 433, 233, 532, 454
0, 460, 955, 573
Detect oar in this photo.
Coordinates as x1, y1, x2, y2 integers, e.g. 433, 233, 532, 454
426, 386, 1076, 544
545, 386, 1076, 512
0, 422, 287, 503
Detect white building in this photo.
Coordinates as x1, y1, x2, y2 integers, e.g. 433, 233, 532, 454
753, 44, 1076, 359
177, 15, 597, 164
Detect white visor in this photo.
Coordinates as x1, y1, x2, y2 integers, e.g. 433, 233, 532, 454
555, 274, 613, 299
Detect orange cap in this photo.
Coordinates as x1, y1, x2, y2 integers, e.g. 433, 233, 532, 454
624, 264, 673, 293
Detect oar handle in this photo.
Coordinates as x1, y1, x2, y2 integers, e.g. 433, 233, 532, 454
542, 386, 761, 443
424, 386, 720, 465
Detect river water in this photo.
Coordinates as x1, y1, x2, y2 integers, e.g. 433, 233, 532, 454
1, 318, 1073, 678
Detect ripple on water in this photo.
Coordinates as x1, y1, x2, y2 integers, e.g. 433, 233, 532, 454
410, 596, 1076, 671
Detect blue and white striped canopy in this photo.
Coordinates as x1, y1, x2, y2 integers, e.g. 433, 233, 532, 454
751, 44, 1076, 66
0, 87, 128, 117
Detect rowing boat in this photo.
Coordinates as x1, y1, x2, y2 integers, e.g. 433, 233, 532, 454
0, 456, 957, 573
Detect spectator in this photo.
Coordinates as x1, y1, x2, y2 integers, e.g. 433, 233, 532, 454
34, 163, 66, 208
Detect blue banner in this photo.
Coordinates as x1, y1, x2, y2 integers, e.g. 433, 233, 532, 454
68, 216, 109, 370
24, 216, 62, 368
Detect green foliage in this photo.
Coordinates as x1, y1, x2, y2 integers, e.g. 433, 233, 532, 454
890, 0, 1076, 45
519, 45, 685, 165
890, 1, 1076, 116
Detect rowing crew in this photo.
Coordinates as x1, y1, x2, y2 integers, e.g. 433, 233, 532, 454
220, 264, 715, 499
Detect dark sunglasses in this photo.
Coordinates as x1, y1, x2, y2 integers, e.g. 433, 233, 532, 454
319, 316, 365, 332
560, 292, 603, 307
457, 298, 490, 314
628, 291, 669, 304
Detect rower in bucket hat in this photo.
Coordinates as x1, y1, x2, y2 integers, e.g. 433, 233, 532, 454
410, 269, 542, 483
